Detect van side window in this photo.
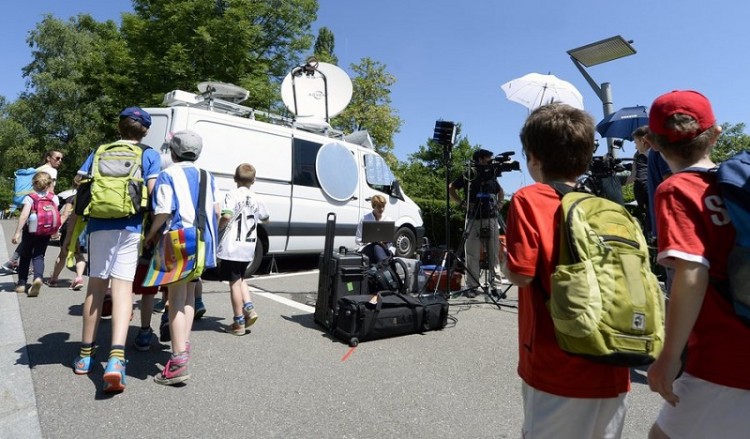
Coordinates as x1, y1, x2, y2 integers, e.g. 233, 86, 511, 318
293, 139, 322, 188
364, 154, 395, 191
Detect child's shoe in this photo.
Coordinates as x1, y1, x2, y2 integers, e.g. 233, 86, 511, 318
72, 347, 98, 375
225, 320, 247, 336
194, 298, 206, 320
154, 353, 190, 386
69, 277, 84, 291
153, 299, 166, 313
2, 260, 18, 274
47, 278, 58, 287
103, 358, 127, 393
243, 308, 259, 328
133, 327, 156, 352
28, 278, 42, 297
15, 284, 26, 294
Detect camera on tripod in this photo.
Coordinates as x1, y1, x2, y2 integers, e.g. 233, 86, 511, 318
471, 151, 521, 181
589, 155, 626, 178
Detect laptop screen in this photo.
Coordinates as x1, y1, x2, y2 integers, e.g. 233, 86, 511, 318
361, 220, 395, 243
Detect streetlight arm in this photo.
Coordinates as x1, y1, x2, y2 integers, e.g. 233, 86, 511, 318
570, 56, 602, 101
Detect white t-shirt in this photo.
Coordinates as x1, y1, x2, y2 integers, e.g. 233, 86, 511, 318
36, 163, 58, 181
216, 186, 269, 262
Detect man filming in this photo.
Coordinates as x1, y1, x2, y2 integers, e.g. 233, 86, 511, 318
449, 149, 505, 298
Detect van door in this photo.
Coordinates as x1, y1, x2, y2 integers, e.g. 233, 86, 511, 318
287, 138, 361, 252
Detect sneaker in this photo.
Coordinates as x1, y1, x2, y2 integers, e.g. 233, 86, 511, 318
103, 358, 127, 393
243, 308, 259, 328
28, 278, 43, 297
224, 321, 247, 336
15, 284, 26, 294
72, 348, 98, 375
154, 355, 190, 386
69, 277, 84, 291
159, 318, 171, 342
133, 328, 156, 352
153, 299, 166, 314
194, 299, 206, 320
101, 294, 113, 319
2, 261, 18, 274
47, 278, 58, 287
464, 289, 478, 299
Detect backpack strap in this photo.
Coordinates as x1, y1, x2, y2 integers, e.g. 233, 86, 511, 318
196, 169, 208, 236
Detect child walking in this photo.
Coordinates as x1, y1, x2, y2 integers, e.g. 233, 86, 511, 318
145, 130, 219, 385
503, 103, 630, 438
12, 171, 59, 297
217, 163, 269, 335
645, 90, 750, 438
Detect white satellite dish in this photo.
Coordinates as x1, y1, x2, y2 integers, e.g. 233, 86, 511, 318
280, 61, 353, 120
197, 81, 250, 103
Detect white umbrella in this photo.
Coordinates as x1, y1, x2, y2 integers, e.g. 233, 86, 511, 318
500, 73, 584, 111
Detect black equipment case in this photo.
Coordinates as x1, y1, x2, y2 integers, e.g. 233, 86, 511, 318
314, 213, 368, 330
332, 292, 449, 347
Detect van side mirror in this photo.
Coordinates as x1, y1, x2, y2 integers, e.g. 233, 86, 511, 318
390, 179, 404, 201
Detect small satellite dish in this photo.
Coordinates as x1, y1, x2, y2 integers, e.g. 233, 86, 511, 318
197, 81, 250, 103
316, 142, 358, 202
280, 61, 353, 120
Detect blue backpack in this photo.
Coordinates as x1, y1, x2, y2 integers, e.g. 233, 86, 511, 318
714, 151, 750, 324
13, 168, 37, 206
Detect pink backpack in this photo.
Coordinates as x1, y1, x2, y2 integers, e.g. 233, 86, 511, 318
29, 193, 61, 236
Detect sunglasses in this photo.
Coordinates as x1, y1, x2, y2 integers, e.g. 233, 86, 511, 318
52, 156, 63, 161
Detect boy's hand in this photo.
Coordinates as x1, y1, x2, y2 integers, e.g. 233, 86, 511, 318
11, 233, 20, 245
647, 354, 682, 406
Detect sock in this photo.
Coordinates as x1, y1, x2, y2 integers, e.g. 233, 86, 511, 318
109, 346, 125, 362
234, 315, 246, 325
243, 301, 254, 312
79, 343, 95, 358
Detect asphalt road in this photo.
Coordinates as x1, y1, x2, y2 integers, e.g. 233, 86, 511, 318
0, 219, 664, 438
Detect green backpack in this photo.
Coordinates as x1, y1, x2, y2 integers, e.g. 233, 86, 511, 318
76, 141, 149, 219
549, 185, 665, 367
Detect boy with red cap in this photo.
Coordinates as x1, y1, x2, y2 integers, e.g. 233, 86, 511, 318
646, 90, 750, 438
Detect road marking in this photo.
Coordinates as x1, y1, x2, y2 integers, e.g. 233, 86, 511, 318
251, 289, 315, 313
252, 270, 319, 280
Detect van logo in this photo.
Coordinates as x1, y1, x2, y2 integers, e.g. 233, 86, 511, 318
310, 91, 325, 100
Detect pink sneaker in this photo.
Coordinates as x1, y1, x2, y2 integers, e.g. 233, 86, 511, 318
69, 277, 84, 291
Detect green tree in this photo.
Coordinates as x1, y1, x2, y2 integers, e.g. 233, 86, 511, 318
313, 27, 338, 64
122, 0, 318, 109
332, 58, 402, 156
713, 122, 750, 162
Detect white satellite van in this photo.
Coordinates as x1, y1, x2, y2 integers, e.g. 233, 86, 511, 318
141, 62, 424, 274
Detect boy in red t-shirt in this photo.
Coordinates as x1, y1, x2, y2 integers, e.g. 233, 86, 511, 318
503, 104, 630, 438
646, 90, 750, 438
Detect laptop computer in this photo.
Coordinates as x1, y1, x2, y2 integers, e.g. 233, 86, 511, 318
361, 220, 395, 243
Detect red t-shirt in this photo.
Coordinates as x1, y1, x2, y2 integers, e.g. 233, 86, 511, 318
655, 171, 750, 390
506, 183, 630, 398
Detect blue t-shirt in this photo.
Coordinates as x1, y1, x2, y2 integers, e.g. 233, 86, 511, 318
77, 142, 161, 233
646, 148, 672, 239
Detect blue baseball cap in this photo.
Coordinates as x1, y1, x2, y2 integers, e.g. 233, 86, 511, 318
119, 106, 152, 128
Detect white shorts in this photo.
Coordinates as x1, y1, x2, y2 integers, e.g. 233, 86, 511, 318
521, 382, 628, 439
656, 373, 750, 439
88, 229, 140, 281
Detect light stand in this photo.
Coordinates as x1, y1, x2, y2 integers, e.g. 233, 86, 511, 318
433, 120, 457, 251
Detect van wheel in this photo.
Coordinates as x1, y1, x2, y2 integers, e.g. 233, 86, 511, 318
244, 240, 265, 277
394, 227, 417, 258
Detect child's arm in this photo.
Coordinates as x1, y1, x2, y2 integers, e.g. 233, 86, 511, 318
144, 213, 170, 247
500, 257, 533, 287
12, 202, 32, 244
647, 258, 709, 406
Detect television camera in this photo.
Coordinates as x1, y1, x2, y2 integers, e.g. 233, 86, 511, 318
468, 151, 521, 181
589, 154, 627, 178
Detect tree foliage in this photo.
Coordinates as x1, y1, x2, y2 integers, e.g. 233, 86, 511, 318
713, 122, 750, 162
122, 0, 318, 109
313, 26, 337, 64
332, 58, 402, 156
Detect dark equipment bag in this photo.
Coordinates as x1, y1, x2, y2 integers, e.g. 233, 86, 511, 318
332, 292, 449, 346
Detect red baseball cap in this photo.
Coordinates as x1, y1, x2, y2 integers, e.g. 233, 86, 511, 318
648, 90, 716, 143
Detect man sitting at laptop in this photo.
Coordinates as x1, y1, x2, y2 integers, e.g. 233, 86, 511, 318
355, 195, 394, 264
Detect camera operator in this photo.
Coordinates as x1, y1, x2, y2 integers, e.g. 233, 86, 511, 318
449, 149, 505, 298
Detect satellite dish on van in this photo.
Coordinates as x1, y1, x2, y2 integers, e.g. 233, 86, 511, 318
197, 81, 250, 103
280, 60, 353, 121
316, 142, 358, 202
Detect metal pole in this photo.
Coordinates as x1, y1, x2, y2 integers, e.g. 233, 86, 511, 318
601, 82, 616, 157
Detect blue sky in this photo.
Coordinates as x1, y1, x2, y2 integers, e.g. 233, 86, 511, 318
2, 1, 748, 195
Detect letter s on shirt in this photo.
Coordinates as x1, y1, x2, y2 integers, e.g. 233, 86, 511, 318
705, 195, 731, 226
